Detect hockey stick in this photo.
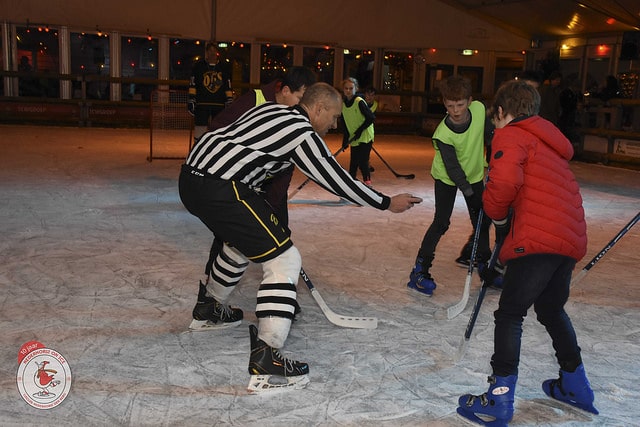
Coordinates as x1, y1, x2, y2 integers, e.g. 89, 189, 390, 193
299, 268, 378, 329
446, 210, 484, 320
370, 145, 415, 179
455, 239, 504, 362
287, 147, 346, 200
571, 211, 639, 286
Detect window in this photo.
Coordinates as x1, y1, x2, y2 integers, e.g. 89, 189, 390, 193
343, 48, 374, 90
169, 38, 202, 82
121, 35, 158, 101
384, 50, 415, 111
303, 47, 334, 84
457, 66, 483, 95
70, 32, 110, 99
219, 41, 250, 94
16, 25, 60, 97
261, 44, 293, 84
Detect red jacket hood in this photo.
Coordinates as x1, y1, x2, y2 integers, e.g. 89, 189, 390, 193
508, 115, 574, 161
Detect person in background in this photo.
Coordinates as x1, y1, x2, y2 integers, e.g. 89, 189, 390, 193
363, 86, 378, 173
187, 41, 233, 140
363, 86, 378, 114
341, 77, 375, 186
407, 75, 492, 296
538, 71, 562, 125
179, 82, 421, 393
517, 69, 543, 89
457, 79, 597, 426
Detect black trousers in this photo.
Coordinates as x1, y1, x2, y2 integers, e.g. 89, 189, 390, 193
491, 254, 582, 376
179, 165, 292, 263
418, 179, 491, 264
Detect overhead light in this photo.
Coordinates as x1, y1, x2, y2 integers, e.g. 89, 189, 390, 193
461, 49, 474, 56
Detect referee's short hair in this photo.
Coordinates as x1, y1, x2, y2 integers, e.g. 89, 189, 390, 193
300, 82, 341, 109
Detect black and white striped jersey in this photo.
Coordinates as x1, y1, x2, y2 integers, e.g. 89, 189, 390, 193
185, 102, 390, 210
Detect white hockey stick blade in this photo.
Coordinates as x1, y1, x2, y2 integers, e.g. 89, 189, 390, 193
247, 374, 310, 394
446, 273, 472, 320
309, 288, 378, 329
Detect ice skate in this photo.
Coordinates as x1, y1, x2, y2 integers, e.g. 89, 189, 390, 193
455, 255, 476, 268
247, 324, 309, 394
188, 281, 243, 331
542, 363, 598, 414
407, 257, 436, 296
457, 374, 517, 427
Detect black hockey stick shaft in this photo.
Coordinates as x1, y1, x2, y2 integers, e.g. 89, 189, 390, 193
571, 211, 639, 285
370, 145, 415, 179
463, 237, 505, 340
288, 147, 345, 200
464, 283, 488, 340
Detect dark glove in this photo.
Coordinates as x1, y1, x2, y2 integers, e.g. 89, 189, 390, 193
187, 99, 196, 116
462, 186, 483, 216
493, 216, 511, 246
478, 261, 501, 284
342, 137, 350, 150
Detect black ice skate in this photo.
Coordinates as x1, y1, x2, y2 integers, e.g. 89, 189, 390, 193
188, 281, 243, 331
247, 324, 309, 394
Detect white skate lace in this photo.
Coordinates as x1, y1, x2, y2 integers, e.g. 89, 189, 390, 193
273, 349, 300, 375
214, 302, 236, 321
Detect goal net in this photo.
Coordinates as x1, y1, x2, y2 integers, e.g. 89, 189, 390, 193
148, 89, 193, 161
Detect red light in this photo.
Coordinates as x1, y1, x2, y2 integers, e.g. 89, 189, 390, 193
597, 44, 610, 56
606, 18, 616, 25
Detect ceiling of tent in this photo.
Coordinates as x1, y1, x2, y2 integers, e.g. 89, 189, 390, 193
440, 0, 640, 40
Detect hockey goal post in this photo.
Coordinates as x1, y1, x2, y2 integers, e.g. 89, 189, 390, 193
148, 89, 194, 161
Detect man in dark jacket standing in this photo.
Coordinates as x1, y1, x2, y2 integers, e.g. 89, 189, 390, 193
188, 41, 233, 140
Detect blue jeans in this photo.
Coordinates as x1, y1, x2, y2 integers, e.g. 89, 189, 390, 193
491, 254, 582, 376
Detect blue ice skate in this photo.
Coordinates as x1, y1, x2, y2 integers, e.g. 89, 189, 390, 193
457, 374, 517, 427
407, 258, 436, 296
542, 364, 599, 414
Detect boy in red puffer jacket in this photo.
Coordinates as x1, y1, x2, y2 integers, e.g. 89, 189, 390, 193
457, 79, 597, 426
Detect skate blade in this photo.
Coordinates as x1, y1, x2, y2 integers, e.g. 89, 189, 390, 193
545, 396, 599, 415
186, 318, 242, 332
456, 407, 509, 427
247, 374, 310, 394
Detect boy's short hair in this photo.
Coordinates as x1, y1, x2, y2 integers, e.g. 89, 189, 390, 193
490, 79, 540, 119
439, 75, 472, 101
281, 66, 317, 92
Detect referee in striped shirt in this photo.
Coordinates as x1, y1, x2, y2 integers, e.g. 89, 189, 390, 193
179, 82, 421, 387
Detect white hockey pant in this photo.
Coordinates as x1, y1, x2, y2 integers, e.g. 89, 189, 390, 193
257, 246, 301, 349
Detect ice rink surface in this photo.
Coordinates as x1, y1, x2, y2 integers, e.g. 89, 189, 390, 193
0, 125, 638, 426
